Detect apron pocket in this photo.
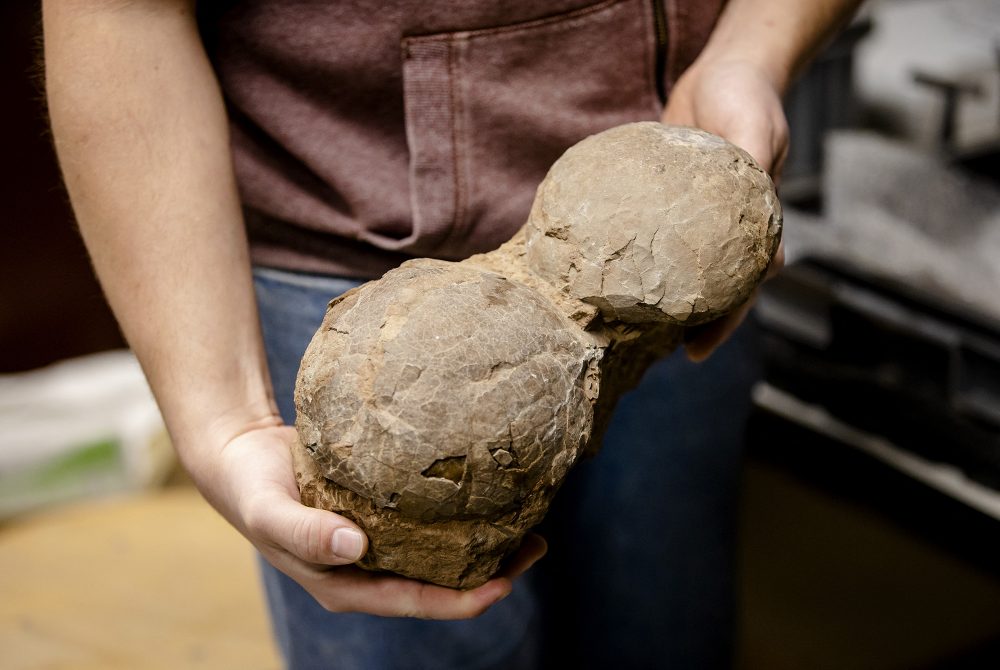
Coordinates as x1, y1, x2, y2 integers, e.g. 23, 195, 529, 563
400, 0, 662, 259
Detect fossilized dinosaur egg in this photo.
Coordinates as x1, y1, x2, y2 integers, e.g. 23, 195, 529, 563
293, 122, 782, 587
295, 260, 598, 527
525, 122, 782, 325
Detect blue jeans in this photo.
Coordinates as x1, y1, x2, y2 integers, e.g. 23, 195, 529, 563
253, 266, 759, 670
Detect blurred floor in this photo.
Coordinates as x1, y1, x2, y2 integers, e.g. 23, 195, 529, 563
0, 486, 280, 669
5, 420, 1000, 668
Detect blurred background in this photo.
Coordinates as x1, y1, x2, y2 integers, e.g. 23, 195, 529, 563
3, 0, 1000, 668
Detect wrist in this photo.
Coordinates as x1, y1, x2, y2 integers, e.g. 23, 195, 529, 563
687, 0, 864, 98
202, 398, 284, 448
167, 388, 282, 464
684, 49, 791, 97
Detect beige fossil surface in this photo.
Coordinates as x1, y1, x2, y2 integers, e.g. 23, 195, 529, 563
293, 122, 781, 588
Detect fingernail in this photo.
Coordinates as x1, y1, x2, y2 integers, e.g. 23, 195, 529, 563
332, 528, 365, 561
685, 347, 708, 363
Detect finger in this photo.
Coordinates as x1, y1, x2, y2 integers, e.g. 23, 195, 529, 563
683, 296, 754, 363
684, 233, 782, 362
766, 240, 786, 280
275, 537, 548, 620
495, 533, 548, 580
717, 108, 788, 180
318, 536, 547, 618
661, 105, 692, 127
770, 139, 789, 187
295, 564, 513, 620
740, 142, 774, 174
242, 489, 368, 566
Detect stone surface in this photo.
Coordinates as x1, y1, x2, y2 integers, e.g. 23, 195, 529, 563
526, 122, 781, 325
294, 261, 602, 587
294, 122, 781, 588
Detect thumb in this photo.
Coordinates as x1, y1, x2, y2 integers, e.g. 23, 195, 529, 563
243, 489, 369, 566
730, 131, 774, 175
725, 113, 789, 186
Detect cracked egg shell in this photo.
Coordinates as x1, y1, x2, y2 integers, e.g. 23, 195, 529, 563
525, 122, 782, 325
294, 259, 596, 523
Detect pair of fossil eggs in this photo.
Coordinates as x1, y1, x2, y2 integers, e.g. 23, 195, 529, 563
293, 122, 782, 587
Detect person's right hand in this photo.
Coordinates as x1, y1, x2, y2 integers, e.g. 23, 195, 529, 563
197, 423, 547, 619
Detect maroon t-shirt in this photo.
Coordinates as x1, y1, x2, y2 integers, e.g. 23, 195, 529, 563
202, 0, 724, 279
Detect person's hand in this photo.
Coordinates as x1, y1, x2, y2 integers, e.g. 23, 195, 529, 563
662, 58, 788, 361
192, 422, 547, 619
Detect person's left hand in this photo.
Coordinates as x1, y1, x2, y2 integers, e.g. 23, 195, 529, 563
661, 58, 788, 361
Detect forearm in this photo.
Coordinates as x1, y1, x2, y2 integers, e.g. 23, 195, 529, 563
42, 0, 542, 618
44, 1, 277, 471
695, 0, 864, 94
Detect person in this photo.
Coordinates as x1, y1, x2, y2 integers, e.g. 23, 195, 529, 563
43, 1, 861, 667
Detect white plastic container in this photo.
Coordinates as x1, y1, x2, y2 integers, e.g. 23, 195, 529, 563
0, 350, 174, 519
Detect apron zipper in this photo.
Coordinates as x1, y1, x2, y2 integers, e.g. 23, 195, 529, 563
651, 0, 668, 103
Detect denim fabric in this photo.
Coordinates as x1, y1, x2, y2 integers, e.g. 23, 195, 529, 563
253, 265, 759, 670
